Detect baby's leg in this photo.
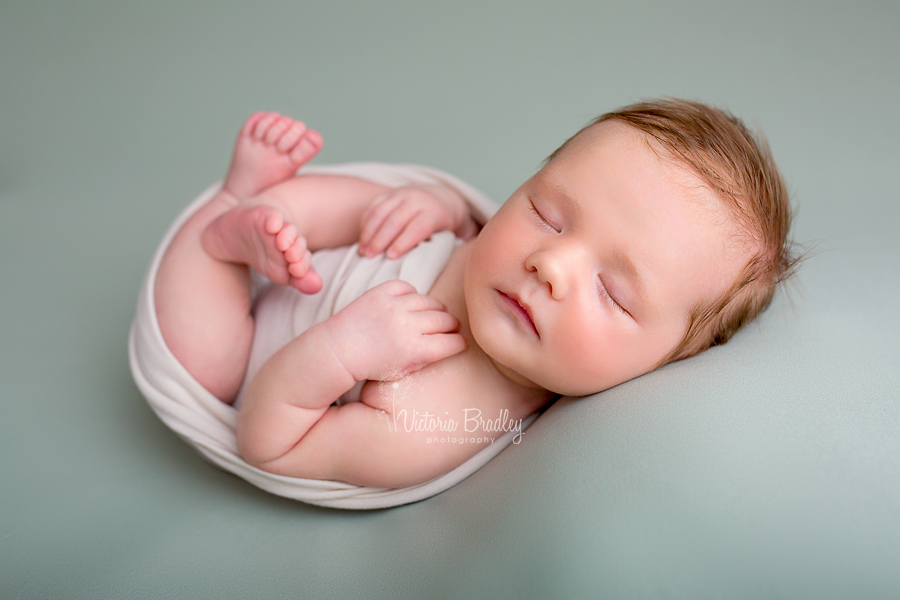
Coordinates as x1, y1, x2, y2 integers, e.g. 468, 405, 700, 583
154, 112, 322, 403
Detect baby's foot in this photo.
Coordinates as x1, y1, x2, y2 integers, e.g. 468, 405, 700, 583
202, 204, 323, 294
221, 112, 323, 201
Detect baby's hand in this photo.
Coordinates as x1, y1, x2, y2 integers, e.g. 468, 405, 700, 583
358, 185, 478, 259
320, 280, 466, 382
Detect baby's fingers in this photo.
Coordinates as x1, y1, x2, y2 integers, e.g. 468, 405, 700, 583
412, 331, 467, 371
416, 307, 461, 335
382, 213, 440, 259
362, 207, 426, 258
359, 193, 403, 255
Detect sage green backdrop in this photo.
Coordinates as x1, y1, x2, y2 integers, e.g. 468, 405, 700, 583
2, 1, 899, 598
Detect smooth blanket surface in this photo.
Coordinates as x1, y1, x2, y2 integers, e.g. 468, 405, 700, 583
128, 162, 538, 509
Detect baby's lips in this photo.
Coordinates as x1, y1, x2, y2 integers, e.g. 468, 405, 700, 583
501, 290, 540, 338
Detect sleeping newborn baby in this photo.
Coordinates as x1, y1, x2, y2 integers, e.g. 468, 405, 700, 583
154, 100, 796, 488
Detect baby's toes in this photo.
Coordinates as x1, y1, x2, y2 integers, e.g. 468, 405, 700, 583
264, 116, 293, 145
293, 271, 322, 295
282, 236, 309, 265
287, 249, 312, 279
251, 112, 281, 140
274, 223, 298, 253
288, 130, 323, 165
289, 252, 322, 294
262, 210, 285, 236
240, 112, 267, 137
275, 122, 308, 153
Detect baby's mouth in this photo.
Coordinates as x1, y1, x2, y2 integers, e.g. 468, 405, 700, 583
499, 291, 539, 338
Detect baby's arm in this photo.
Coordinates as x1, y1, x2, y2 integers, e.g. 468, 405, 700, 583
236, 280, 466, 482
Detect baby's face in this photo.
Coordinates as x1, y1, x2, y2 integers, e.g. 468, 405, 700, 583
464, 122, 748, 396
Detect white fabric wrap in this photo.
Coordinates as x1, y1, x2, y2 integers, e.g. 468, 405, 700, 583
128, 162, 538, 509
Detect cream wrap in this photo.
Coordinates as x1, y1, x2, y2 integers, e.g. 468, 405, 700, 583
128, 162, 539, 509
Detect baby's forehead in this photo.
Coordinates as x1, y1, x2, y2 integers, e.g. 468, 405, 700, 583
547, 122, 717, 204
566, 122, 750, 232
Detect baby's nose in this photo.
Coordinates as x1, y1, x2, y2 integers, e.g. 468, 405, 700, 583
526, 242, 586, 300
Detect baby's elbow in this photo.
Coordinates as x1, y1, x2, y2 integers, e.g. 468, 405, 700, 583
235, 401, 328, 475
238, 440, 306, 478
236, 428, 275, 470
235, 421, 296, 473
237, 423, 336, 481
